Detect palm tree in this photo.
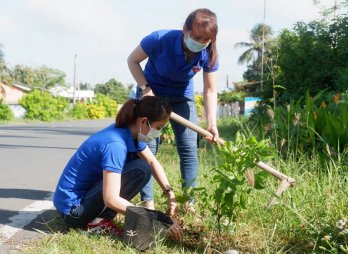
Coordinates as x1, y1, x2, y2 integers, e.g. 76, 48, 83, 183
234, 23, 273, 65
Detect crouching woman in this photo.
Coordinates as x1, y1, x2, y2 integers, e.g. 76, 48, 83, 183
53, 96, 183, 240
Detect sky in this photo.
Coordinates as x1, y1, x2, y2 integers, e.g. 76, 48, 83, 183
0, 0, 336, 92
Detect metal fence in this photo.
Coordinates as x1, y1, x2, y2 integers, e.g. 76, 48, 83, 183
217, 102, 242, 119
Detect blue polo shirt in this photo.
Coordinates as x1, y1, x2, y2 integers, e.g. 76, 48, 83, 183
140, 29, 219, 99
53, 124, 147, 215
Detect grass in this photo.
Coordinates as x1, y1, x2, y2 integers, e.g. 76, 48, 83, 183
21, 117, 348, 254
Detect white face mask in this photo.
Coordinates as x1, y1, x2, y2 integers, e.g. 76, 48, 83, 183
137, 121, 161, 143
184, 33, 210, 52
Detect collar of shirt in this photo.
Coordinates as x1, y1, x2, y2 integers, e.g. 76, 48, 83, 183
174, 30, 185, 55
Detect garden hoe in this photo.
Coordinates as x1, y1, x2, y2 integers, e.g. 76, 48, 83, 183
169, 112, 296, 207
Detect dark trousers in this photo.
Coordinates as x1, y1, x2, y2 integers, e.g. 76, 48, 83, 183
62, 158, 151, 227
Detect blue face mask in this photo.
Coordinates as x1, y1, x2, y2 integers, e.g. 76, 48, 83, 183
184, 34, 210, 52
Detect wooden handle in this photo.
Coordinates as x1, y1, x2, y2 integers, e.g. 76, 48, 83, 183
169, 112, 296, 185
256, 161, 295, 184
169, 112, 225, 145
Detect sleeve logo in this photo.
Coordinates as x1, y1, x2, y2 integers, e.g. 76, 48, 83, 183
192, 66, 202, 73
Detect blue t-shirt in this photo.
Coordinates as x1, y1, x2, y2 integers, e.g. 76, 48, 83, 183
140, 29, 219, 99
53, 124, 147, 215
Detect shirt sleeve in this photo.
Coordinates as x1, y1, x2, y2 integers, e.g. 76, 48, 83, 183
140, 31, 159, 57
136, 141, 147, 152
203, 59, 219, 73
101, 142, 127, 174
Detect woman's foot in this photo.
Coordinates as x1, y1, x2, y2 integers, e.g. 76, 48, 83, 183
84, 218, 123, 238
142, 200, 155, 210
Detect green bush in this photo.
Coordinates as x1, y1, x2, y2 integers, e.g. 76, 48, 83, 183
94, 78, 129, 104
218, 90, 246, 104
95, 93, 117, 117
160, 123, 175, 145
0, 100, 13, 120
20, 90, 68, 121
70, 102, 88, 119
250, 90, 348, 155
194, 95, 204, 117
261, 15, 348, 103
70, 94, 116, 120
87, 104, 105, 119
175, 132, 275, 234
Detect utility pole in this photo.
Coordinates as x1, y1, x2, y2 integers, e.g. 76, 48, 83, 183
261, 0, 267, 92
73, 54, 77, 104
333, 0, 337, 20
226, 75, 229, 89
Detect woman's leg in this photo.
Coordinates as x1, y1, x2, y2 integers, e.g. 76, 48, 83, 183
139, 138, 159, 203
63, 159, 151, 227
137, 88, 158, 204
170, 100, 198, 191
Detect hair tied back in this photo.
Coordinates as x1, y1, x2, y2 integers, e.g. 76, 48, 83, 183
133, 98, 140, 106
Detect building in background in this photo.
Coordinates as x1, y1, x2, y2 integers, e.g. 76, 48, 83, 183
0, 83, 29, 118
49, 87, 95, 103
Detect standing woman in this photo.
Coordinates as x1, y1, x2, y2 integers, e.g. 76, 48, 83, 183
128, 8, 219, 211
53, 97, 183, 240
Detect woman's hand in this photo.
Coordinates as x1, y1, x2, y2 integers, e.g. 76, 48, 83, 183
168, 220, 183, 241
142, 87, 155, 97
166, 194, 178, 217
205, 125, 219, 144
166, 193, 183, 240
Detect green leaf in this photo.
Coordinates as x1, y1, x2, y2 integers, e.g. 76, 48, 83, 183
247, 136, 258, 145
254, 171, 270, 190
175, 194, 191, 204
274, 85, 286, 90
240, 192, 248, 209
214, 188, 224, 203
223, 191, 234, 208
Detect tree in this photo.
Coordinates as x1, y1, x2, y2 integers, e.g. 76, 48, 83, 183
79, 82, 93, 90
36, 66, 66, 88
94, 78, 129, 103
235, 24, 275, 95
0, 44, 12, 97
275, 14, 348, 102
12, 65, 66, 89
0, 62, 13, 85
234, 23, 273, 65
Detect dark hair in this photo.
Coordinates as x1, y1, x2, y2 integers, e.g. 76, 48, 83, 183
116, 97, 172, 128
184, 8, 218, 70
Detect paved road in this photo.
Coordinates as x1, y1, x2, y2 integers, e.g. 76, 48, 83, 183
0, 119, 114, 253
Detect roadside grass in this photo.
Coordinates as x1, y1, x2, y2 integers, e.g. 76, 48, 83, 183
21, 117, 348, 253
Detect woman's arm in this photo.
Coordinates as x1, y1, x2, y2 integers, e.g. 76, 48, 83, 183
102, 170, 133, 214
138, 147, 177, 216
103, 168, 183, 240
138, 147, 184, 240
127, 45, 154, 96
203, 71, 219, 142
